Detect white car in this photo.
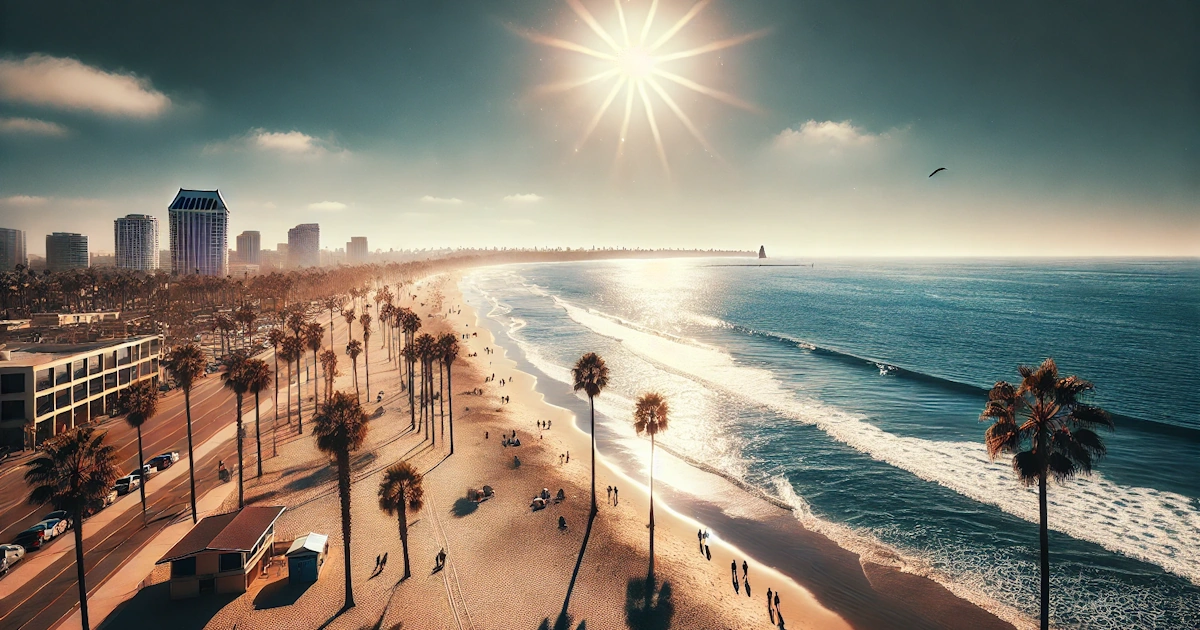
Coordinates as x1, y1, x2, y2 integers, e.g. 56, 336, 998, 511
0, 544, 25, 574
36, 518, 67, 540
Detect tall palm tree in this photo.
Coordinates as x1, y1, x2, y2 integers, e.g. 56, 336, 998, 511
346, 339, 363, 400
244, 357, 273, 475
415, 333, 437, 443
280, 336, 304, 432
221, 352, 252, 509
24, 427, 120, 630
342, 308, 356, 345
438, 334, 460, 454
304, 321, 326, 404
117, 380, 158, 526
359, 312, 372, 397
324, 294, 345, 348
573, 353, 609, 515
633, 392, 669, 579
286, 310, 307, 430
401, 344, 418, 431
982, 358, 1112, 630
267, 327, 286, 436
165, 343, 207, 524
320, 348, 339, 402
377, 461, 424, 580
400, 308, 421, 421
313, 391, 369, 611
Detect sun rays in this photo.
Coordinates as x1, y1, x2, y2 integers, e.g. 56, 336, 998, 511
520, 0, 766, 174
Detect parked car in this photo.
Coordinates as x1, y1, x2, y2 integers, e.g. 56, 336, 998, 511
0, 544, 25, 575
149, 452, 178, 470
42, 510, 72, 530
113, 475, 141, 496
14, 524, 51, 550
86, 489, 119, 516
37, 518, 67, 539
131, 464, 157, 483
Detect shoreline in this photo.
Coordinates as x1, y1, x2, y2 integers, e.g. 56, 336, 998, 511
457, 270, 1021, 630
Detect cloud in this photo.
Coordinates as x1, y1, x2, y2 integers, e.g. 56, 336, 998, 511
503, 193, 543, 203
0, 54, 170, 118
420, 195, 463, 205
204, 128, 346, 156
1, 195, 49, 206
0, 116, 67, 136
772, 120, 890, 150
308, 201, 347, 211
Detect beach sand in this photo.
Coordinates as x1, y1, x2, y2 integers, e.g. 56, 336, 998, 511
104, 270, 1015, 630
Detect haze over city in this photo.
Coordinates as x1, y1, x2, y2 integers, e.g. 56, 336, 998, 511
2, 0, 1196, 257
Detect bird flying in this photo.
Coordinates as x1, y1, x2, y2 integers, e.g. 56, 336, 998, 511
929, 167, 947, 177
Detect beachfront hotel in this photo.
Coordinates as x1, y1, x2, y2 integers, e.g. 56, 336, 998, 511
0, 227, 27, 270
169, 189, 229, 276
0, 334, 163, 449
287, 223, 320, 268
115, 214, 160, 272
45, 232, 89, 272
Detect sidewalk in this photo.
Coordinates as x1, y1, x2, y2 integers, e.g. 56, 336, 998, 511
56, 477, 240, 630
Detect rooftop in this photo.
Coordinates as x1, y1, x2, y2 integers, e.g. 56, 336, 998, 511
285, 532, 328, 556
0, 335, 159, 368
169, 189, 228, 212
158, 506, 285, 564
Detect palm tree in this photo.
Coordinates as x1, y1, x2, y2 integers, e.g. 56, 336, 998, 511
401, 344, 418, 431
415, 333, 437, 443
438, 333, 460, 454
267, 327, 286, 436
165, 343, 207, 524
244, 357, 273, 476
235, 303, 257, 350
25, 427, 120, 630
342, 308, 356, 345
359, 312, 372, 398
304, 321, 326, 404
117, 380, 158, 526
324, 295, 345, 348
633, 392, 669, 578
982, 358, 1112, 630
377, 461, 424, 580
280, 336, 304, 432
221, 351, 252, 509
573, 353, 609, 515
313, 391, 369, 611
320, 348, 339, 402
347, 339, 363, 400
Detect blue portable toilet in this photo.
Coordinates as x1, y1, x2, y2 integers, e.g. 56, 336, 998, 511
285, 533, 328, 583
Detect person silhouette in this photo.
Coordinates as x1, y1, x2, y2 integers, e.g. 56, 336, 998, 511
768, 588, 775, 623
743, 560, 748, 579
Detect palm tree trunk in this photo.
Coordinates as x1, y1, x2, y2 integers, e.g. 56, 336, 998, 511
312, 350, 320, 406
296, 357, 303, 434
254, 390, 263, 477
439, 360, 445, 441
74, 510, 91, 630
649, 433, 656, 578
399, 503, 411, 580
236, 392, 244, 509
364, 340, 370, 399
273, 348, 280, 431
185, 387, 198, 524
353, 360, 360, 401
337, 450, 355, 609
137, 425, 147, 526
447, 367, 455, 455
1039, 470, 1050, 630
408, 354, 415, 431
286, 361, 293, 426
589, 396, 596, 516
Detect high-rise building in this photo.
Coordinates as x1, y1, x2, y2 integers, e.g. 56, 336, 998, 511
168, 189, 229, 276
114, 214, 159, 272
236, 231, 261, 265
45, 232, 89, 272
287, 224, 320, 268
347, 237, 368, 264
0, 228, 27, 270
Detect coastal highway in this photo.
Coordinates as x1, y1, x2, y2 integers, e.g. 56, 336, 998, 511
0, 373, 246, 630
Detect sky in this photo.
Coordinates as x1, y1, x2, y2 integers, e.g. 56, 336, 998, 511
1, 0, 1196, 257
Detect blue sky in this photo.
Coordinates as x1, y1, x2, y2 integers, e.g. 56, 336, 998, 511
1, 0, 1196, 256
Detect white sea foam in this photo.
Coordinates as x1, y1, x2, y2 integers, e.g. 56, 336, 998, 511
553, 298, 1200, 588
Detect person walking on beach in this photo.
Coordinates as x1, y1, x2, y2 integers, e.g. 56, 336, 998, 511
698, 529, 703, 552
731, 561, 738, 585
613, 486, 618, 505
565, 451, 570, 463
767, 588, 775, 623
607, 486, 612, 502
743, 560, 749, 580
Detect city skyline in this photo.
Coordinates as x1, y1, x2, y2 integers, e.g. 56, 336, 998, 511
1, 0, 1196, 257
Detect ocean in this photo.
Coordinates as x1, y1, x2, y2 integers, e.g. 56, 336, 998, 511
460, 258, 1200, 629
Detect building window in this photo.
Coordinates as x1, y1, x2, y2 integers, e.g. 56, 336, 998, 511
55, 366, 71, 386
74, 360, 86, 380
219, 552, 243, 572
56, 389, 71, 410
0, 373, 24, 394
171, 557, 197, 577
150, 338, 161, 354
90, 355, 102, 375
104, 352, 116, 371
73, 382, 86, 403
1, 401, 23, 421
118, 368, 131, 386
36, 369, 52, 391
90, 398, 104, 419
117, 347, 130, 366
90, 377, 103, 396
141, 341, 151, 357
73, 403, 88, 427
104, 373, 117, 390
36, 394, 53, 416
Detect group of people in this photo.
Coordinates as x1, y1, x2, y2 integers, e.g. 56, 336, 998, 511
697, 528, 712, 560
537, 420, 552, 430
501, 395, 510, 404
558, 451, 570, 464
606, 485, 620, 505
372, 552, 389, 576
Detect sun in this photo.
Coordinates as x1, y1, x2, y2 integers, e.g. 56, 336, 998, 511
520, 0, 767, 174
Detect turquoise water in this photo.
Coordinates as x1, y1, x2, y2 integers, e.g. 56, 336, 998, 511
462, 258, 1200, 629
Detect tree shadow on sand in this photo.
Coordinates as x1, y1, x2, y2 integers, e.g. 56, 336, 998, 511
625, 574, 674, 630
451, 496, 478, 517
537, 613, 587, 630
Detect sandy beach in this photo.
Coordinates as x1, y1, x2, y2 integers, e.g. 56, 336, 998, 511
99, 270, 1015, 630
